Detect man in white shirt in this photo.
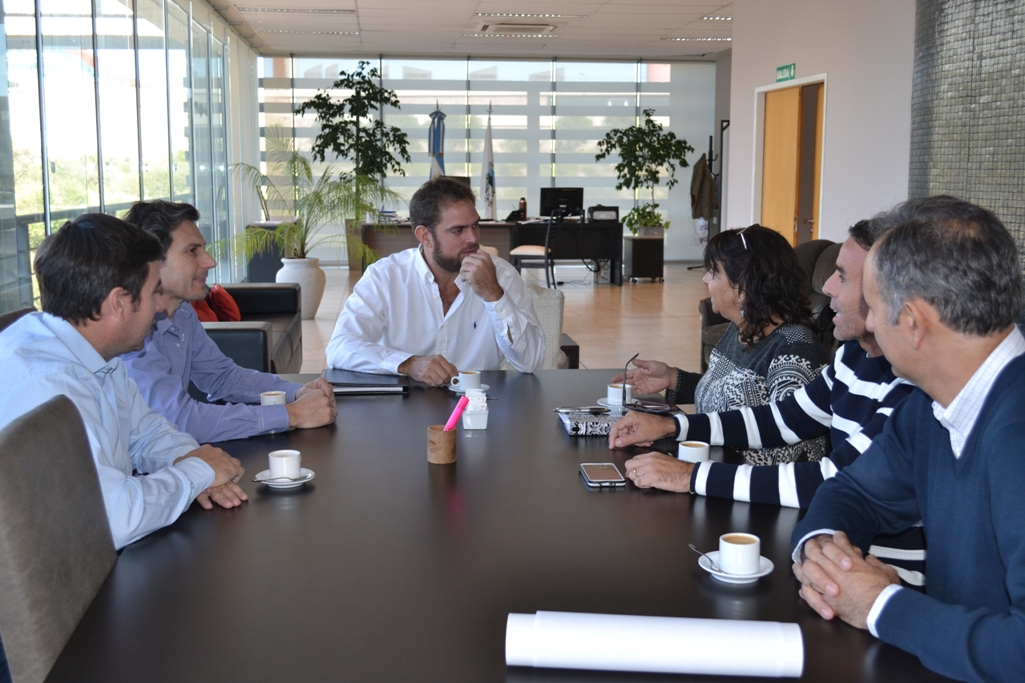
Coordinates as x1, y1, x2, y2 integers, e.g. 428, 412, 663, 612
0, 214, 247, 551
326, 177, 544, 385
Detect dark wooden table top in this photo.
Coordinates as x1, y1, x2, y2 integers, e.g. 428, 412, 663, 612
46, 370, 950, 683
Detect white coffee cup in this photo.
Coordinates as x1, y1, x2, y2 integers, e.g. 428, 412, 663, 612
718, 533, 761, 575
678, 440, 710, 463
268, 449, 302, 479
606, 383, 633, 406
261, 390, 287, 406
450, 370, 482, 391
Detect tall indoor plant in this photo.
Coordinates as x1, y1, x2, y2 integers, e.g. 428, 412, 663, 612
231, 131, 398, 319
295, 59, 411, 269
595, 108, 694, 235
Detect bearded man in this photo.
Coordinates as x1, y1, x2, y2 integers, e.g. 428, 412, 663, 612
326, 177, 544, 384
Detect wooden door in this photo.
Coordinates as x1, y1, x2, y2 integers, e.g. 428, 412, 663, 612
760, 87, 801, 245
796, 83, 823, 243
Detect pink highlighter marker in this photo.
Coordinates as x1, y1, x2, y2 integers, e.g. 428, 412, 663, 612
444, 396, 470, 431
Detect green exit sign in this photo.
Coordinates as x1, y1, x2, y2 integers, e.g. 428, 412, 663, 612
776, 63, 796, 82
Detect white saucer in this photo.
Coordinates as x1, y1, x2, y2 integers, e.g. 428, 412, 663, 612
450, 384, 489, 394
254, 468, 315, 490
698, 551, 774, 584
596, 397, 638, 409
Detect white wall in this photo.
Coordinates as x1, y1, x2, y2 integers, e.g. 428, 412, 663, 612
727, 0, 915, 241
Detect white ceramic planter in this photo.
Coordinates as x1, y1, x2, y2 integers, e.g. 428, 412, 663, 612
637, 226, 665, 238
276, 257, 326, 320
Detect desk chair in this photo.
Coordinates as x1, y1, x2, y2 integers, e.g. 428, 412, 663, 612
508, 282, 568, 369
0, 396, 117, 683
509, 220, 556, 288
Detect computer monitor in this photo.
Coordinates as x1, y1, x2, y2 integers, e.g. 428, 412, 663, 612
540, 187, 584, 218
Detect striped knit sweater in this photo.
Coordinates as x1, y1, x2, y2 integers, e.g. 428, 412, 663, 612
676, 340, 926, 584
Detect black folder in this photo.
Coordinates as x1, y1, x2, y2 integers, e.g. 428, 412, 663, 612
322, 369, 410, 396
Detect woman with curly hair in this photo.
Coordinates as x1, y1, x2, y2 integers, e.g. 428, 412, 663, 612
616, 225, 828, 465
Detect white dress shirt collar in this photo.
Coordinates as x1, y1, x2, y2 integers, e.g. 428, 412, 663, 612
931, 326, 1025, 458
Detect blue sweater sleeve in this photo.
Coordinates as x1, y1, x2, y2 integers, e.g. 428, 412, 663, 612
873, 421, 1025, 683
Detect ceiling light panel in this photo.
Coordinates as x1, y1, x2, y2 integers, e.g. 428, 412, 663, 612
236, 7, 356, 13
702, 16, 732, 21
475, 12, 584, 19
661, 37, 731, 42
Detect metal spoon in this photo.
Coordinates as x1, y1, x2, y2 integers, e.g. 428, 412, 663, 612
254, 474, 308, 483
688, 543, 728, 574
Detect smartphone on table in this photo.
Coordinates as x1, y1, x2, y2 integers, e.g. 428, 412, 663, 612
579, 462, 627, 488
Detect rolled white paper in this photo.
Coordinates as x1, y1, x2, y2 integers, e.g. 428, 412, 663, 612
506, 611, 803, 678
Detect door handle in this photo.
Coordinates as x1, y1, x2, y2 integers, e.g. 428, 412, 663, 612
804, 219, 815, 225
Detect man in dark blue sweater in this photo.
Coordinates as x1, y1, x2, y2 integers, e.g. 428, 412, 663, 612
792, 198, 1025, 683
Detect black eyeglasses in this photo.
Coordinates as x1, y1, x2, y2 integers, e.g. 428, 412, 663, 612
623, 353, 639, 406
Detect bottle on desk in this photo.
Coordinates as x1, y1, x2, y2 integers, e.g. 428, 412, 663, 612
519, 197, 527, 220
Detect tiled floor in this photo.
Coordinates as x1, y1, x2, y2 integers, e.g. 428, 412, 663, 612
301, 261, 708, 374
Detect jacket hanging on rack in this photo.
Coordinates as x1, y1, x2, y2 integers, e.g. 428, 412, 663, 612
690, 153, 717, 222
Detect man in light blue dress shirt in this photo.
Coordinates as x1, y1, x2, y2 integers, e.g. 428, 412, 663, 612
0, 214, 248, 550
122, 201, 337, 443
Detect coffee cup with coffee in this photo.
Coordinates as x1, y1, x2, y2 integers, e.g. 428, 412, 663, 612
268, 449, 302, 480
450, 370, 482, 391
261, 390, 287, 406
718, 533, 761, 575
678, 440, 710, 463
606, 383, 633, 406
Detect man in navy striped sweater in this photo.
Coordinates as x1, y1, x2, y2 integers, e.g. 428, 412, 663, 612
792, 199, 1025, 683
609, 210, 926, 581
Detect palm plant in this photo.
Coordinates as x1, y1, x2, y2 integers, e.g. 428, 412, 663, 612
231, 131, 400, 266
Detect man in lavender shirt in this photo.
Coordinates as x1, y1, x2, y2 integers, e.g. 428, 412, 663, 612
122, 201, 336, 443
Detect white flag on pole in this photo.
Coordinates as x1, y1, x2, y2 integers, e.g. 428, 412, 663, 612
481, 107, 496, 220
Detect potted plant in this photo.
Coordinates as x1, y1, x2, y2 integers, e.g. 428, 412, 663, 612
295, 60, 411, 270
595, 108, 694, 236
231, 130, 400, 319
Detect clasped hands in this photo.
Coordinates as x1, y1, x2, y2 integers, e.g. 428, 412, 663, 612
793, 531, 901, 630
289, 377, 338, 428
175, 444, 248, 511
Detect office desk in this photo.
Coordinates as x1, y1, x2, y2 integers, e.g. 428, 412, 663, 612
46, 371, 947, 683
512, 220, 624, 286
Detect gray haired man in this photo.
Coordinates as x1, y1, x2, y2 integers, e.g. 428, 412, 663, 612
792, 197, 1025, 683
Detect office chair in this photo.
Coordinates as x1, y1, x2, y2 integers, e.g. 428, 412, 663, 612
0, 396, 117, 683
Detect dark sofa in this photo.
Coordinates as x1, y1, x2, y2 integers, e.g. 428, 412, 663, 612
202, 283, 303, 374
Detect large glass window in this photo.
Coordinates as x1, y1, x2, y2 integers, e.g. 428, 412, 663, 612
137, 0, 170, 200
96, 0, 140, 211
41, 0, 100, 216
3, 1, 42, 308
261, 57, 716, 263
0, 0, 258, 313
166, 0, 190, 203
190, 20, 212, 241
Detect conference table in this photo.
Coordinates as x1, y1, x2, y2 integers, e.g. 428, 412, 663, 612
45, 371, 949, 682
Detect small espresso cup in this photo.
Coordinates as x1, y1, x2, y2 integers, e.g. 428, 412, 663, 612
606, 383, 633, 406
718, 532, 761, 575
268, 449, 302, 479
261, 390, 287, 406
450, 370, 482, 391
678, 440, 710, 463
